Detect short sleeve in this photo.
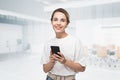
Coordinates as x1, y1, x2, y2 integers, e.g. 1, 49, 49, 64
74, 39, 86, 66
40, 42, 50, 65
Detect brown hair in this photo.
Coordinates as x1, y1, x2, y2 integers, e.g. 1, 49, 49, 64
51, 8, 70, 24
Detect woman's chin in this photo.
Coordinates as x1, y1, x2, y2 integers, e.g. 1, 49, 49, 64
55, 30, 62, 33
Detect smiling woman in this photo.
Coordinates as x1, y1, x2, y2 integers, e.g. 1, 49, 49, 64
41, 8, 86, 80
51, 10, 69, 37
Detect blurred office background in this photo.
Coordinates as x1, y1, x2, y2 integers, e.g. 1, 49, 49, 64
0, 0, 120, 80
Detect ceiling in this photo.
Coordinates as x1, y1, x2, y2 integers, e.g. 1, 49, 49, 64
0, 0, 86, 22
36, 0, 85, 6
0, 0, 120, 22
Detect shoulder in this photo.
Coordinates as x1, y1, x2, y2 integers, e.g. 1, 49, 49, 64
69, 34, 81, 42
43, 37, 56, 46
69, 35, 83, 47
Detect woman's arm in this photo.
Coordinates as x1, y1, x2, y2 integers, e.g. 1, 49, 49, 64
54, 53, 86, 72
43, 52, 56, 73
64, 59, 86, 72
43, 61, 55, 73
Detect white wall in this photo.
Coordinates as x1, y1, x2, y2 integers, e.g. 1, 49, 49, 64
0, 23, 23, 53
76, 17, 120, 47
76, 20, 94, 47
30, 22, 54, 54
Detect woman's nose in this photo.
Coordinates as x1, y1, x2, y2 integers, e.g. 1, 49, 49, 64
56, 20, 61, 25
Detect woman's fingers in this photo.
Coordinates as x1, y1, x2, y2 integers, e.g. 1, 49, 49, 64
53, 53, 66, 64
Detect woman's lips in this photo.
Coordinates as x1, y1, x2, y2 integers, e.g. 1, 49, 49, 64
56, 26, 62, 30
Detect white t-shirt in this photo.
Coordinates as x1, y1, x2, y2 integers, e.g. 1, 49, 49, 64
41, 34, 85, 76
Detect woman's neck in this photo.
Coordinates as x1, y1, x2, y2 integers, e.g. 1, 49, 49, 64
56, 32, 68, 39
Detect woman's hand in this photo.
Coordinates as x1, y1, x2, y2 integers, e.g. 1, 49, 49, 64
49, 51, 56, 63
43, 51, 57, 73
53, 52, 66, 64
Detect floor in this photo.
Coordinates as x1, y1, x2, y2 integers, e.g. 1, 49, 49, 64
0, 53, 120, 80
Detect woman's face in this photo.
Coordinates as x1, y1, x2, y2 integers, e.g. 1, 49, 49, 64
51, 12, 68, 33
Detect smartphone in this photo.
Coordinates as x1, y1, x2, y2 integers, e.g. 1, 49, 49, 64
50, 46, 61, 56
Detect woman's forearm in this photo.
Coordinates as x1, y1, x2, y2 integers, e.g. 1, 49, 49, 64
64, 59, 85, 72
43, 61, 55, 73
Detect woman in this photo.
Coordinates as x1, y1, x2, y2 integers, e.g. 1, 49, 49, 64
41, 8, 86, 80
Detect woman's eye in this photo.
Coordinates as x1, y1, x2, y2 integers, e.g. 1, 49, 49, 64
61, 19, 66, 22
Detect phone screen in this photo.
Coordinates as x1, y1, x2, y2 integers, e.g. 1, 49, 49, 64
50, 46, 61, 56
